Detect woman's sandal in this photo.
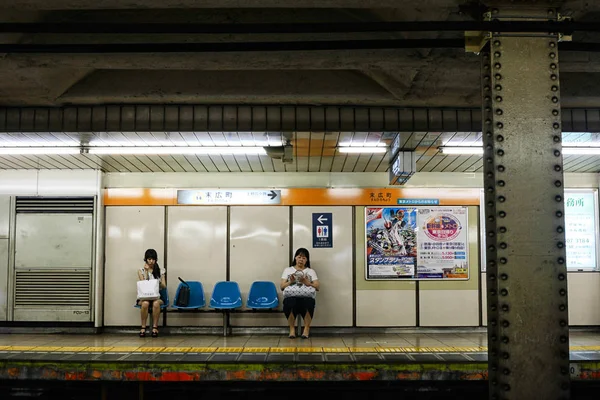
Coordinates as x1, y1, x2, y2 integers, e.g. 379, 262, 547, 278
151, 327, 159, 338
139, 328, 146, 338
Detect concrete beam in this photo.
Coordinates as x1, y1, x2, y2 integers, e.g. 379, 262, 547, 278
56, 69, 396, 105
0, 50, 464, 70
0, 0, 455, 10
2, 49, 598, 71
0, 67, 92, 106
360, 68, 420, 101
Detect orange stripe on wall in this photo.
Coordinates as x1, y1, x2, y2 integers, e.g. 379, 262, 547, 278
104, 188, 480, 206
104, 188, 177, 206
280, 188, 479, 206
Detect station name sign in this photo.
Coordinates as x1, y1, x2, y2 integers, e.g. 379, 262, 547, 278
177, 189, 281, 205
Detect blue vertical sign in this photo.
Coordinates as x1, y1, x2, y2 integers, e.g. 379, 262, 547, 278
312, 213, 333, 248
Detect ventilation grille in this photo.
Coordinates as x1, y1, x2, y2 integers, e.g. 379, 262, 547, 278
16, 197, 94, 214
15, 270, 91, 307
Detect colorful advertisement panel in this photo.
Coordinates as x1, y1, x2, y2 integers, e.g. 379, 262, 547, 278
365, 206, 469, 280
416, 207, 469, 279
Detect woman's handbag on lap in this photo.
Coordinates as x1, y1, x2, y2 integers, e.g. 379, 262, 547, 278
137, 278, 160, 300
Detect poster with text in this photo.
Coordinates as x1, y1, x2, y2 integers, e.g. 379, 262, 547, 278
366, 207, 418, 279
365, 206, 469, 280
565, 190, 597, 270
416, 207, 469, 279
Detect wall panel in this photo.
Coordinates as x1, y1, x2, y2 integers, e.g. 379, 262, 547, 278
481, 272, 487, 326
292, 206, 353, 327
0, 240, 8, 321
568, 273, 600, 325
354, 205, 416, 326
419, 290, 479, 326
104, 206, 164, 326
356, 290, 416, 326
0, 196, 10, 238
230, 206, 289, 327
167, 206, 227, 326
419, 206, 480, 327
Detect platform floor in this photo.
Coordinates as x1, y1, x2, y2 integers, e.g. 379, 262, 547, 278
0, 329, 598, 383
1, 328, 600, 350
0, 329, 491, 350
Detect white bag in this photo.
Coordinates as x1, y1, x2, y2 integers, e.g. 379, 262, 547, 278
283, 283, 316, 299
137, 279, 160, 300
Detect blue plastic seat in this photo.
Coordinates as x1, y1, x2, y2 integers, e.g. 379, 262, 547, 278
134, 288, 169, 312
246, 281, 279, 309
172, 281, 206, 309
210, 281, 242, 309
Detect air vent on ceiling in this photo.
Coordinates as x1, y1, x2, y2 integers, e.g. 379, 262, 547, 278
15, 270, 91, 307
15, 197, 94, 214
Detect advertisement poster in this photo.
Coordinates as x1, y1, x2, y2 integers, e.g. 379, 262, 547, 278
416, 207, 469, 279
565, 190, 597, 270
366, 207, 418, 279
480, 189, 599, 272
365, 206, 469, 280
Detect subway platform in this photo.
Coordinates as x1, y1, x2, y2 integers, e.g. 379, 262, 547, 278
0, 328, 598, 384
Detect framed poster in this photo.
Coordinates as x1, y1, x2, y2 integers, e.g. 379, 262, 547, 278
479, 188, 599, 272
365, 206, 469, 280
564, 189, 599, 271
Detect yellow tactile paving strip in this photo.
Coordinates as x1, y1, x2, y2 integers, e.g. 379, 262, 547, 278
0, 345, 597, 353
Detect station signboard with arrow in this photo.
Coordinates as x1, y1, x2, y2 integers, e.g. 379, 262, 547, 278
312, 212, 333, 248
177, 189, 281, 205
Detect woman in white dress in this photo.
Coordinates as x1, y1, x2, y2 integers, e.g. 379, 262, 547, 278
280, 248, 320, 339
137, 249, 167, 338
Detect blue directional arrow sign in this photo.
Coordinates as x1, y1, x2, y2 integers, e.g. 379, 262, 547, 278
312, 212, 333, 248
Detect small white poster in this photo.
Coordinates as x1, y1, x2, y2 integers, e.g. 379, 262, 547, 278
565, 191, 597, 270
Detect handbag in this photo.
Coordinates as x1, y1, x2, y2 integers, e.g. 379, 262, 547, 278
175, 277, 190, 307
137, 278, 160, 300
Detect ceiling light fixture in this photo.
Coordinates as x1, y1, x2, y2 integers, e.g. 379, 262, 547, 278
562, 147, 600, 155
0, 147, 81, 155
438, 146, 483, 155
439, 145, 600, 156
338, 146, 387, 154
0, 145, 272, 156
86, 146, 268, 155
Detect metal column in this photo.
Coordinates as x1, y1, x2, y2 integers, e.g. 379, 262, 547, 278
481, 5, 570, 399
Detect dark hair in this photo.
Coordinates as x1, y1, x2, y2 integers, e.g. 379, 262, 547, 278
144, 248, 161, 279
144, 249, 157, 261
291, 247, 311, 268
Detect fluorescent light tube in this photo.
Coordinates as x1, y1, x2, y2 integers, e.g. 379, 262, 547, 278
338, 147, 387, 154
86, 146, 267, 155
562, 147, 600, 155
0, 147, 81, 155
438, 146, 483, 155
439, 146, 600, 156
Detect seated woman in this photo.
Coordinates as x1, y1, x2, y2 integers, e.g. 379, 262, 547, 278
137, 248, 167, 338
280, 247, 319, 339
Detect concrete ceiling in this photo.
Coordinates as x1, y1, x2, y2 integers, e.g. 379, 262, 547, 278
1, 1, 600, 108
2, 1, 600, 174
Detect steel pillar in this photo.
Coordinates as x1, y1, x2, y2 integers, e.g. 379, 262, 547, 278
482, 5, 570, 400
